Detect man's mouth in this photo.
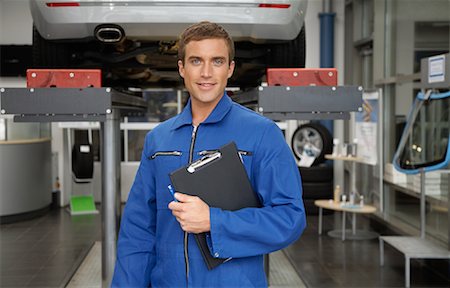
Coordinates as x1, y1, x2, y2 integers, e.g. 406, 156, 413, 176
197, 82, 215, 87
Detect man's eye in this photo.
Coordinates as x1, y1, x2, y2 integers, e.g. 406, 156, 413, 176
190, 59, 201, 65
213, 59, 225, 66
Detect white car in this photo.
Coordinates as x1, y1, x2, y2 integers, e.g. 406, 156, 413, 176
30, 0, 307, 88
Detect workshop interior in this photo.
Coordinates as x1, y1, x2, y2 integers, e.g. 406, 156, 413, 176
0, 1, 449, 287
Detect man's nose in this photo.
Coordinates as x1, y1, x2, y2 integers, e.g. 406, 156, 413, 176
200, 63, 212, 77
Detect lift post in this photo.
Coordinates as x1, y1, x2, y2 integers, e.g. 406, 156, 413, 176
1, 69, 147, 287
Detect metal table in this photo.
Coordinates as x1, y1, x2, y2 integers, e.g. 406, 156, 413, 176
379, 236, 450, 288
315, 199, 378, 241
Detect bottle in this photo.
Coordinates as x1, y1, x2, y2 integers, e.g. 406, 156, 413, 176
333, 185, 341, 203
342, 142, 349, 157
351, 138, 358, 157
332, 138, 340, 156
341, 194, 347, 204
359, 195, 364, 207
349, 191, 355, 205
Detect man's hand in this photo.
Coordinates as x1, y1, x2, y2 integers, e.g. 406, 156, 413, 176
168, 193, 211, 233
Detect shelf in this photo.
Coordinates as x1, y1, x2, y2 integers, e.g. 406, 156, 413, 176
325, 154, 364, 163
383, 179, 448, 207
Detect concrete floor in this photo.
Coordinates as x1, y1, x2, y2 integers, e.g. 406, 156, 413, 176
1, 206, 449, 287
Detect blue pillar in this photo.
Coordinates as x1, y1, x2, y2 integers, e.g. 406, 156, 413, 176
319, 12, 336, 68
318, 12, 336, 135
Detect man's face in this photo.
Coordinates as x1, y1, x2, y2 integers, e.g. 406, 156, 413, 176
178, 38, 235, 108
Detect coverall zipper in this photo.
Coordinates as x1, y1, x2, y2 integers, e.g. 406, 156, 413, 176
185, 124, 198, 285
198, 149, 252, 156
149, 151, 182, 159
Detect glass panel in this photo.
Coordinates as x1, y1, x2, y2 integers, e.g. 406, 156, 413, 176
127, 130, 149, 162
140, 90, 179, 122
391, 191, 420, 230
6, 121, 42, 140
387, 186, 448, 243
0, 118, 5, 141
414, 21, 449, 73
376, 0, 449, 246
361, 47, 373, 88
362, 0, 374, 39
427, 200, 449, 243
1, 118, 50, 142
92, 130, 101, 162
39, 123, 51, 138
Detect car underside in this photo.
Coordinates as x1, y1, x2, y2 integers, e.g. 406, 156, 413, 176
32, 25, 305, 89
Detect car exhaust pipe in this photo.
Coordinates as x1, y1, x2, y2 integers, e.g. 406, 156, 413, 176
94, 25, 125, 43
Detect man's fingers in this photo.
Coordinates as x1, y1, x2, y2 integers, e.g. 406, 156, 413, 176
168, 201, 183, 211
168, 193, 210, 234
174, 192, 198, 203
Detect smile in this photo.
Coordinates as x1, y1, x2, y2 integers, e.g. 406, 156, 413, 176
197, 83, 216, 90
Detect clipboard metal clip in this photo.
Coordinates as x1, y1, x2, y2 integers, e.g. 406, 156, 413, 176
187, 152, 222, 173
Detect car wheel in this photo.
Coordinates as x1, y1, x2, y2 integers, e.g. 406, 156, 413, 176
291, 122, 333, 166
32, 25, 72, 68
269, 26, 306, 68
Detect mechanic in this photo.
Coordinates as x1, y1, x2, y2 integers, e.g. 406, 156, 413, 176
112, 21, 306, 287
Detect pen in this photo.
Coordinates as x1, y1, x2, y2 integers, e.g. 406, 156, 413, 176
167, 185, 178, 202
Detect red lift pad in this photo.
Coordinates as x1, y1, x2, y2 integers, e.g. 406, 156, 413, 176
266, 68, 338, 86
26, 69, 102, 88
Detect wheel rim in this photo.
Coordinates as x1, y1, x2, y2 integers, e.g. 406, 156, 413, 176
292, 127, 324, 159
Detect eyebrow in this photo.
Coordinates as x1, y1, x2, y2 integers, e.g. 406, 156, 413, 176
187, 56, 227, 61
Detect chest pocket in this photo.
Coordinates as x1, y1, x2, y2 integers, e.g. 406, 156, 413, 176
149, 151, 184, 208
149, 151, 184, 175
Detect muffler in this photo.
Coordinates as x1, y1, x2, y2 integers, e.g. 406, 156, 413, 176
94, 24, 125, 43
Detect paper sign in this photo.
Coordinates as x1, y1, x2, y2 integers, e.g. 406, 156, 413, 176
428, 55, 445, 83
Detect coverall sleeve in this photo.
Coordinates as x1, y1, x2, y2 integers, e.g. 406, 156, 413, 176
208, 123, 306, 259
111, 133, 157, 287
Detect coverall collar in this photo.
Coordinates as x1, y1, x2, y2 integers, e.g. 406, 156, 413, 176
171, 92, 232, 130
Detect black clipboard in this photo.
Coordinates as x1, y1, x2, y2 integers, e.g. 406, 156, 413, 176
169, 141, 261, 270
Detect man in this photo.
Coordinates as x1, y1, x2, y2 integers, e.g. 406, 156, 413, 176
112, 21, 306, 287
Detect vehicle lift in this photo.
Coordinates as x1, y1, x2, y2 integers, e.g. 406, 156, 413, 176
1, 68, 362, 286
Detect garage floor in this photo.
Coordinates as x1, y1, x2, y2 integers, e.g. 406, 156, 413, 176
65, 241, 306, 287
1, 206, 449, 287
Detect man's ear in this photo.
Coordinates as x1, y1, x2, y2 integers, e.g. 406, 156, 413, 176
228, 60, 236, 79
178, 60, 185, 78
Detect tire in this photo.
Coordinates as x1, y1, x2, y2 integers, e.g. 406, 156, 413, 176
72, 143, 94, 183
302, 182, 333, 200
291, 122, 333, 166
299, 164, 333, 183
269, 26, 306, 68
33, 25, 72, 68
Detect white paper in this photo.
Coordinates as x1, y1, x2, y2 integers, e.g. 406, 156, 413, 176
428, 55, 445, 83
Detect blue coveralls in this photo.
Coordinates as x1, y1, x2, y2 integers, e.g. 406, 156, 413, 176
112, 93, 306, 287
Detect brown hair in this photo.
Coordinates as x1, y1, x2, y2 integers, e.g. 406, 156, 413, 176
178, 21, 235, 64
